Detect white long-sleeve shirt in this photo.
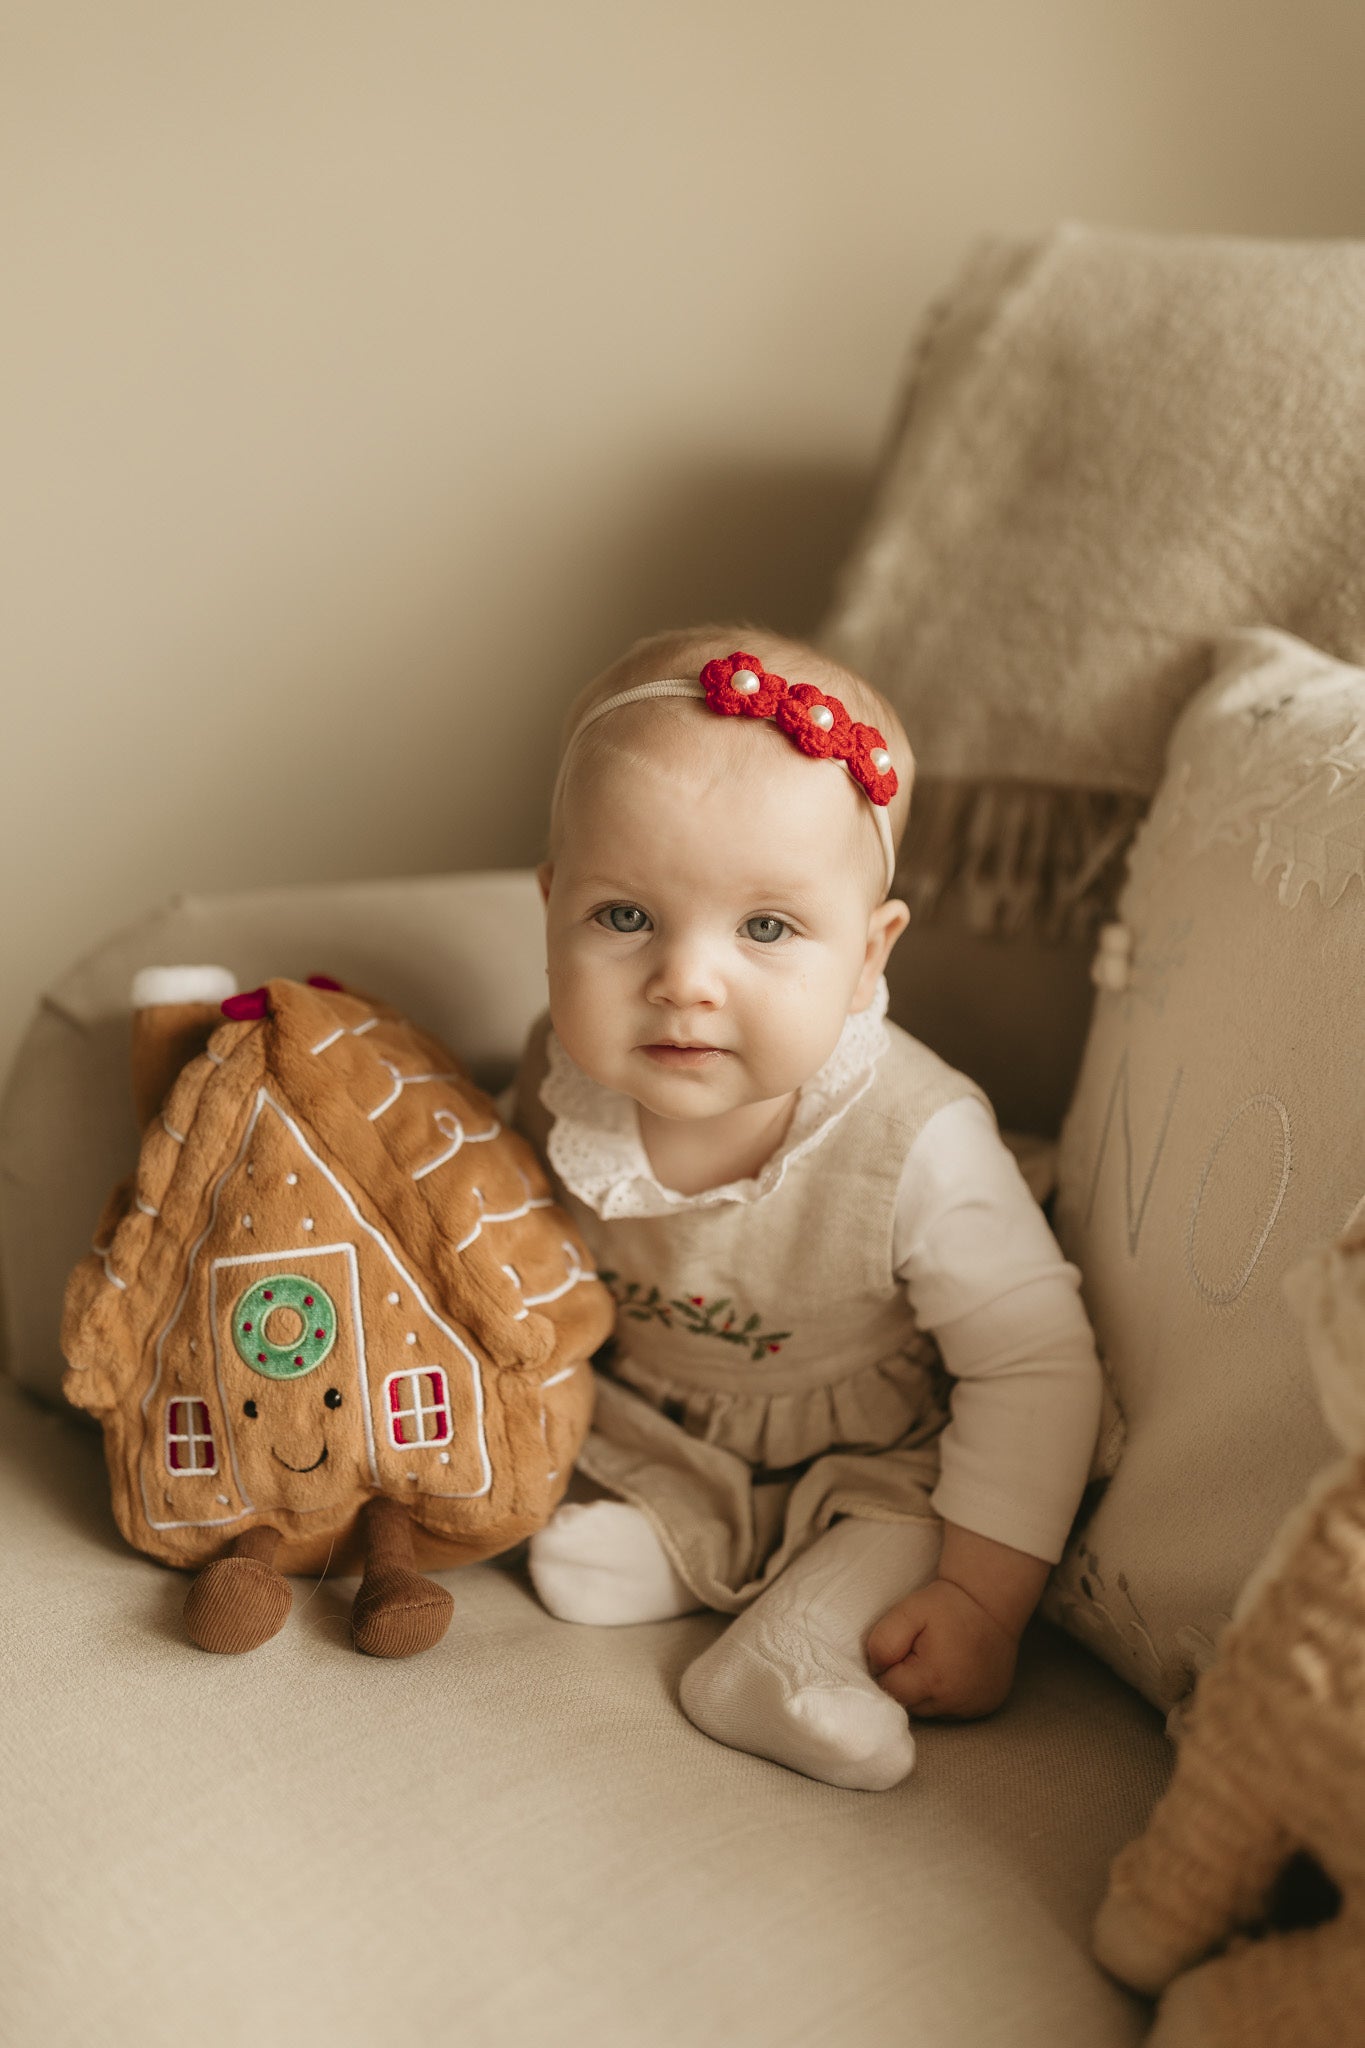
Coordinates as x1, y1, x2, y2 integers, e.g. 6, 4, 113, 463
892, 1095, 1102, 1563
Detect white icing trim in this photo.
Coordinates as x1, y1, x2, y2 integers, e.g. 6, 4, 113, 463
367, 1061, 461, 1124
311, 1014, 378, 1056
446, 1171, 548, 1254
536, 1361, 579, 1482
136, 1197, 160, 1217
522, 1245, 596, 1307
162, 1118, 187, 1144
411, 1107, 502, 1182
543, 978, 892, 1220
130, 965, 237, 1009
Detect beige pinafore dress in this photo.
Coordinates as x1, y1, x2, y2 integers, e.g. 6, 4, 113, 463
515, 1017, 991, 1614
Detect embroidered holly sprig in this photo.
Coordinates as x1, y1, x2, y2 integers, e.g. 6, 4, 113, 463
598, 1273, 790, 1361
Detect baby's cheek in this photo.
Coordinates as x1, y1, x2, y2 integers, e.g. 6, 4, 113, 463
747, 989, 851, 1091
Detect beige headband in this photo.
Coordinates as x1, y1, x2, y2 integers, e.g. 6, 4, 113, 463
555, 677, 899, 895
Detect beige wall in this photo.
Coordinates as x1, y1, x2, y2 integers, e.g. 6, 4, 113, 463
4, 0, 1365, 1078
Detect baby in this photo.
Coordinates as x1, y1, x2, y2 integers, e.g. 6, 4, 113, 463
511, 625, 1103, 1792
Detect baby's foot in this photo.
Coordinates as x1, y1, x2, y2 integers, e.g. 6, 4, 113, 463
680, 1619, 917, 1792
677, 1516, 939, 1790
529, 1500, 701, 1625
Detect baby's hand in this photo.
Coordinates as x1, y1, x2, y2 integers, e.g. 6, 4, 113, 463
866, 1577, 1020, 1720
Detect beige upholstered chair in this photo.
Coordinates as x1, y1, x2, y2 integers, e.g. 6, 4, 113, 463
7, 226, 1363, 2045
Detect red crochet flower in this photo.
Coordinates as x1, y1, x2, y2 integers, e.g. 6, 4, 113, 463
775, 683, 854, 760
846, 722, 899, 806
700, 651, 787, 719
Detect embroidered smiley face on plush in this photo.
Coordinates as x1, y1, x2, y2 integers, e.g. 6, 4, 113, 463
538, 629, 915, 1194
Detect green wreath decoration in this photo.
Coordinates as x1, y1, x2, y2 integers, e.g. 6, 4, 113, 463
233, 1273, 338, 1380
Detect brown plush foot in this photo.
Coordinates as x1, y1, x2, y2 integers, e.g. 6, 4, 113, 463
351, 1497, 453, 1658
352, 1568, 455, 1658
184, 1526, 291, 1653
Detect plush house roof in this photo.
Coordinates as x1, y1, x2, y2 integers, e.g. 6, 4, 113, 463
64, 977, 609, 1418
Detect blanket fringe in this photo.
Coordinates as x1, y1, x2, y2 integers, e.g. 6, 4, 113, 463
899, 779, 1146, 942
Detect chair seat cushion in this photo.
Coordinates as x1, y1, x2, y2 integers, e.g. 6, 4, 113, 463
1, 1377, 1167, 2047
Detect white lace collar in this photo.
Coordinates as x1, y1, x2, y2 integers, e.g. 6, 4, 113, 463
542, 979, 891, 1219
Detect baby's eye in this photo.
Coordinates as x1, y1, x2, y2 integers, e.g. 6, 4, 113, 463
596, 904, 651, 934
744, 916, 789, 945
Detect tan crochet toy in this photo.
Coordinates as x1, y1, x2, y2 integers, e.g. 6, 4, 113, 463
62, 970, 612, 1658
1092, 1216, 1365, 2045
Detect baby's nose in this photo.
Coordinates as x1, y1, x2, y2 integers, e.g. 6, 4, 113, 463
644, 935, 724, 1009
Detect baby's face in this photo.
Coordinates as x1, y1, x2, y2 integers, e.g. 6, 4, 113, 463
542, 718, 895, 1125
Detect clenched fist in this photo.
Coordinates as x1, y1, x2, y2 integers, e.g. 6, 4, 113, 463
867, 1575, 1021, 1720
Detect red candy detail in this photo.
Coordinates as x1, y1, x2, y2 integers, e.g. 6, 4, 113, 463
243, 1322, 253, 1334
257, 1353, 266, 1364
775, 683, 853, 761
306, 974, 345, 991
700, 651, 786, 719
303, 1296, 314, 1307
294, 1356, 303, 1366
315, 1329, 325, 1340
263, 1290, 274, 1301
846, 722, 899, 806
222, 988, 270, 1020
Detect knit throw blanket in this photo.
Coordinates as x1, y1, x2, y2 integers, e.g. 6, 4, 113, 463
821, 223, 1365, 936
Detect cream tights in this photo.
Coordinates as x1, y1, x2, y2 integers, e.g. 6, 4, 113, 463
528, 1501, 940, 1792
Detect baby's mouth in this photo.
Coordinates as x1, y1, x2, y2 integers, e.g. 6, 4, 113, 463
640, 1042, 730, 1067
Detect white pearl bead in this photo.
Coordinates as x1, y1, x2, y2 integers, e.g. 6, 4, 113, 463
732, 670, 761, 694
809, 704, 834, 730
871, 748, 892, 773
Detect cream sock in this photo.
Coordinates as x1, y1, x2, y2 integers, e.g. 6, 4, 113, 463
528, 1500, 702, 1625
678, 1516, 942, 1792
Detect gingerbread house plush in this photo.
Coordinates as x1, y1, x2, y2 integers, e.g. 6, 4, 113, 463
61, 969, 612, 1658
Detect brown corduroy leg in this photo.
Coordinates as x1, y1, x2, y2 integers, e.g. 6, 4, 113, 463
351, 1496, 454, 1659
184, 1525, 292, 1653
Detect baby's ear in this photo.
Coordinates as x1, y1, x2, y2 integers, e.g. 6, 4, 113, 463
851, 898, 911, 1011
1283, 1231, 1365, 1453
535, 861, 554, 907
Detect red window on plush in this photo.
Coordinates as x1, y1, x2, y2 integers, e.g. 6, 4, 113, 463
385, 1367, 453, 1449
166, 1397, 217, 1474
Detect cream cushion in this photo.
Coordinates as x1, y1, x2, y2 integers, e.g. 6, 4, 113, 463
1, 1377, 1167, 2046
1045, 629, 1365, 1715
